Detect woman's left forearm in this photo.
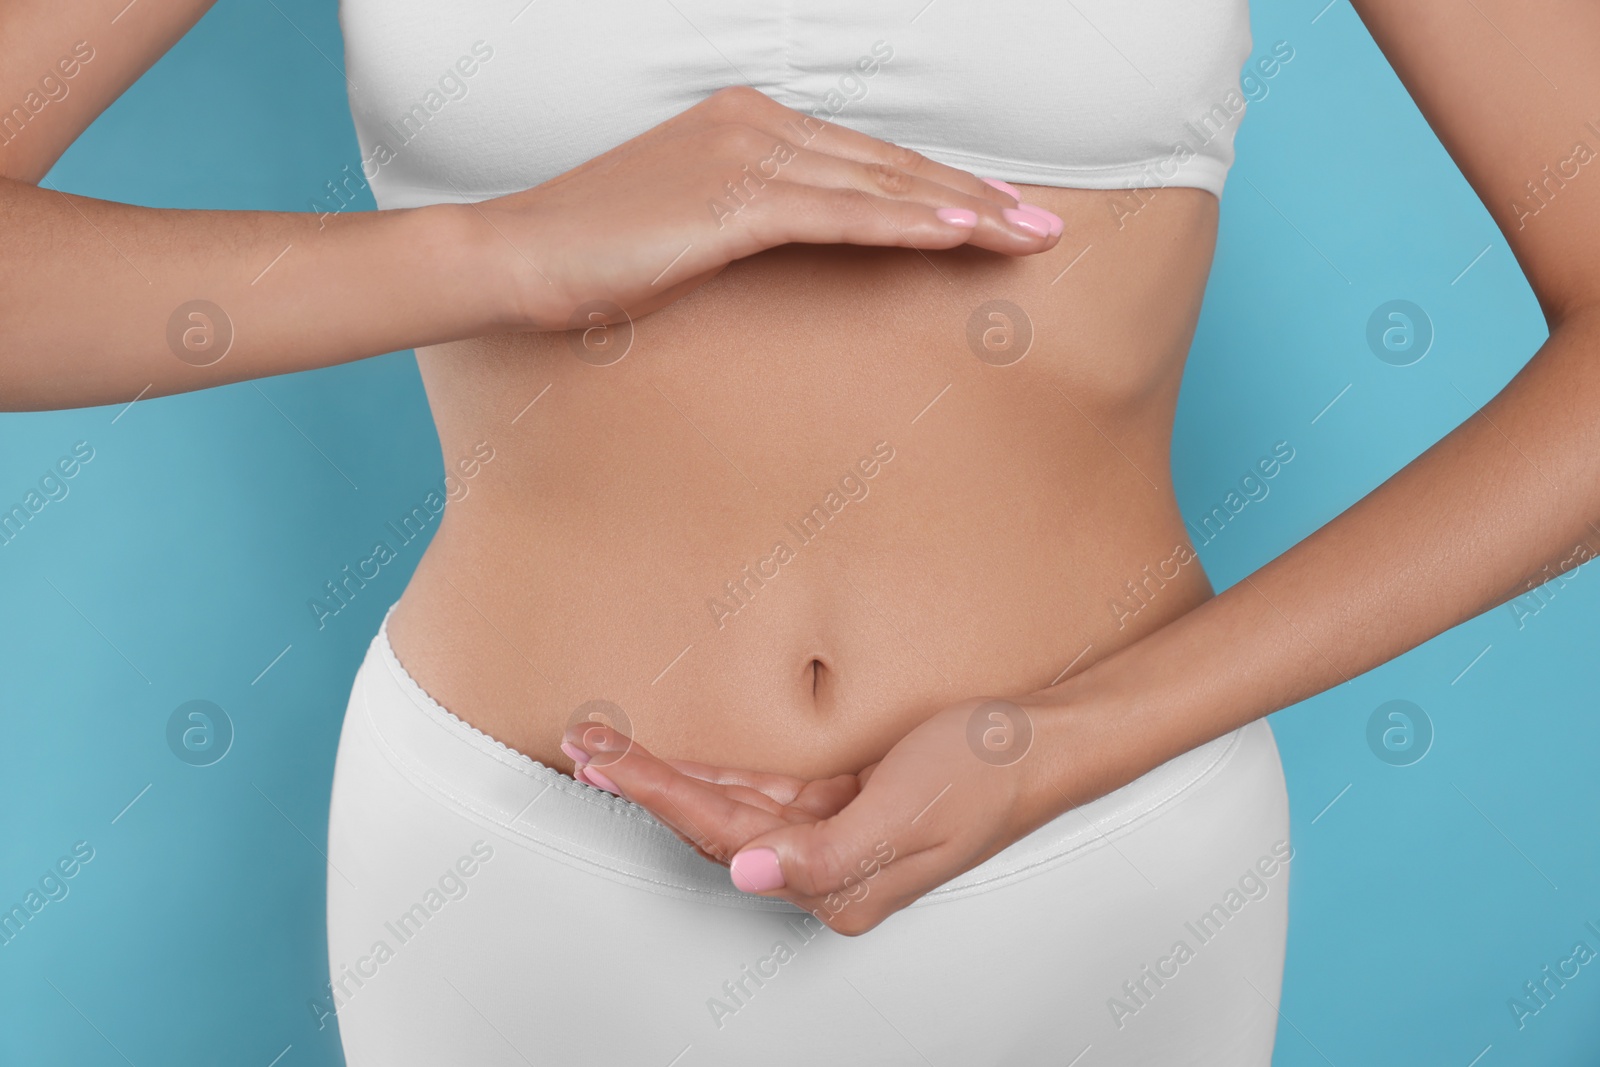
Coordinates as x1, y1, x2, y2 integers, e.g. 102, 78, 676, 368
1032, 302, 1600, 794
1026, 0, 1600, 795
589, 303, 1600, 929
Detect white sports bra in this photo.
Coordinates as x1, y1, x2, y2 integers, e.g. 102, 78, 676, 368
337, 1, 1253, 211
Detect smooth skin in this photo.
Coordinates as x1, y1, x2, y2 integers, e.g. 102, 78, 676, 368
564, 0, 1600, 934
6, 0, 1597, 943
0, 2, 1059, 412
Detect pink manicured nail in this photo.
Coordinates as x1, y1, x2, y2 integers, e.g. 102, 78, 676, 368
1002, 207, 1051, 237
1017, 202, 1064, 237
730, 848, 785, 893
560, 741, 590, 766
580, 765, 623, 795
981, 177, 1022, 200
935, 207, 978, 228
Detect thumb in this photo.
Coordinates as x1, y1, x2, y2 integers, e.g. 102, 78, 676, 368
728, 805, 901, 904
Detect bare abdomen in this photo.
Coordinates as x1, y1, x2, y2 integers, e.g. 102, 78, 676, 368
387, 184, 1220, 776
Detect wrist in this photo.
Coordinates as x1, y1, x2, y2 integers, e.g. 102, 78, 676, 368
414, 201, 541, 334
1021, 604, 1277, 823
1015, 660, 1176, 825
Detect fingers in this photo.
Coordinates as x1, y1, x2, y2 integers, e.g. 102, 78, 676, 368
722, 768, 961, 934
720, 179, 1045, 259
559, 717, 978, 937
754, 145, 1063, 253
689, 91, 1061, 257
661, 757, 809, 802
565, 724, 793, 865
726, 821, 941, 937
661, 757, 861, 819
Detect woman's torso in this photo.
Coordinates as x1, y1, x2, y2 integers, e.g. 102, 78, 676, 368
347, 1, 1251, 776
386, 183, 1219, 776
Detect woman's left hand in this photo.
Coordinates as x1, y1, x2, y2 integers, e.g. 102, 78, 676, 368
562, 693, 1128, 935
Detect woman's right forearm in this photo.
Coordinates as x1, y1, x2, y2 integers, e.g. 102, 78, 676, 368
0, 177, 517, 412
2, 84, 1072, 414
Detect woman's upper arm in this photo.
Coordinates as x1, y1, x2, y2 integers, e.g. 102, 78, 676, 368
0, 0, 215, 183
1349, 0, 1600, 322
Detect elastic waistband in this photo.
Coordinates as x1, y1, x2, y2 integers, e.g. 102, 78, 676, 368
355, 602, 1249, 909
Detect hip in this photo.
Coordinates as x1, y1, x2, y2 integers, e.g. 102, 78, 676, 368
324, 610, 1290, 1066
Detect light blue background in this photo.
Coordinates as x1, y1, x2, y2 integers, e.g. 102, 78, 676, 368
3, 1, 1596, 1064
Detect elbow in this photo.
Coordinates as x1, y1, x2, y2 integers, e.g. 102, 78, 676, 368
1543, 292, 1600, 338
1520, 232, 1600, 335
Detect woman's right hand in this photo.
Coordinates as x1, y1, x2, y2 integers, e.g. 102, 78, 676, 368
2, 11, 1060, 414
474, 85, 1066, 330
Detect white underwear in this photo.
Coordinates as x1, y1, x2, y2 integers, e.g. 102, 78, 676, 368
323, 606, 1291, 1066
